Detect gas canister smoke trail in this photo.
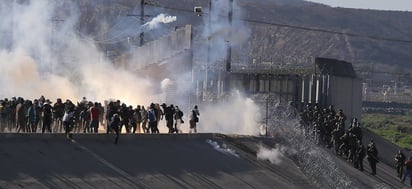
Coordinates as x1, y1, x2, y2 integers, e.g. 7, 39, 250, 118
142, 13, 177, 29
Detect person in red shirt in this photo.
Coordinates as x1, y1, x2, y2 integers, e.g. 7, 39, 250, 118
402, 156, 412, 186
89, 102, 100, 133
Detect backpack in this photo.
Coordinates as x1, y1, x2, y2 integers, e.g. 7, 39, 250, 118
148, 109, 157, 122
43, 104, 52, 117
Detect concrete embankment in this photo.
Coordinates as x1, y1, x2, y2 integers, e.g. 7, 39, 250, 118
0, 130, 408, 189
0, 133, 314, 189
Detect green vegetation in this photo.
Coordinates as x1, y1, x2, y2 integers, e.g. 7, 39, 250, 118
362, 113, 412, 150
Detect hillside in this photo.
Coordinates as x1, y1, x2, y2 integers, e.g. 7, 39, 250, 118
243, 1, 412, 71
73, 0, 412, 72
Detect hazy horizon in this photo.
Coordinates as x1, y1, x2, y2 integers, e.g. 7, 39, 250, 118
306, 0, 412, 11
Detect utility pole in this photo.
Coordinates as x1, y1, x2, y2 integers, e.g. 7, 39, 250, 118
139, 0, 145, 46
223, 0, 233, 93
266, 96, 269, 136
127, 0, 146, 46
226, 0, 233, 72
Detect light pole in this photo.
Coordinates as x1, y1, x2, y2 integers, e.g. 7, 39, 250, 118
205, 0, 234, 101
204, 0, 212, 102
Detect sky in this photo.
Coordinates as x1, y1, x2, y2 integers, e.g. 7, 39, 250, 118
307, 0, 412, 11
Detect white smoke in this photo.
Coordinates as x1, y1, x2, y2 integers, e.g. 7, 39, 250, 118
206, 139, 239, 158
197, 91, 261, 135
256, 143, 287, 165
0, 0, 259, 135
142, 13, 177, 29
197, 0, 252, 65
160, 78, 173, 91
0, 1, 165, 105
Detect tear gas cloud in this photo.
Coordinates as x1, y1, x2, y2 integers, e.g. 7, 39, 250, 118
256, 143, 286, 165
0, 1, 166, 105
187, 0, 257, 135
196, 91, 261, 135
206, 139, 239, 158
0, 0, 259, 135
198, 0, 251, 64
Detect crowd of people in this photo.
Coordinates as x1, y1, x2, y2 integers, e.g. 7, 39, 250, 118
300, 104, 379, 175
300, 103, 412, 187
299, 103, 412, 187
0, 96, 201, 143
5, 95, 412, 184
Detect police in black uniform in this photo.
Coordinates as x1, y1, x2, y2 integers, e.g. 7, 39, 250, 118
367, 139, 379, 175
395, 150, 406, 179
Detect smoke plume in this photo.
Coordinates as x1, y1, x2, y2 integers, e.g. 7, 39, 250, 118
0, 0, 260, 135
195, 91, 261, 135
206, 139, 239, 158
0, 1, 164, 105
142, 13, 177, 29
256, 143, 286, 165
